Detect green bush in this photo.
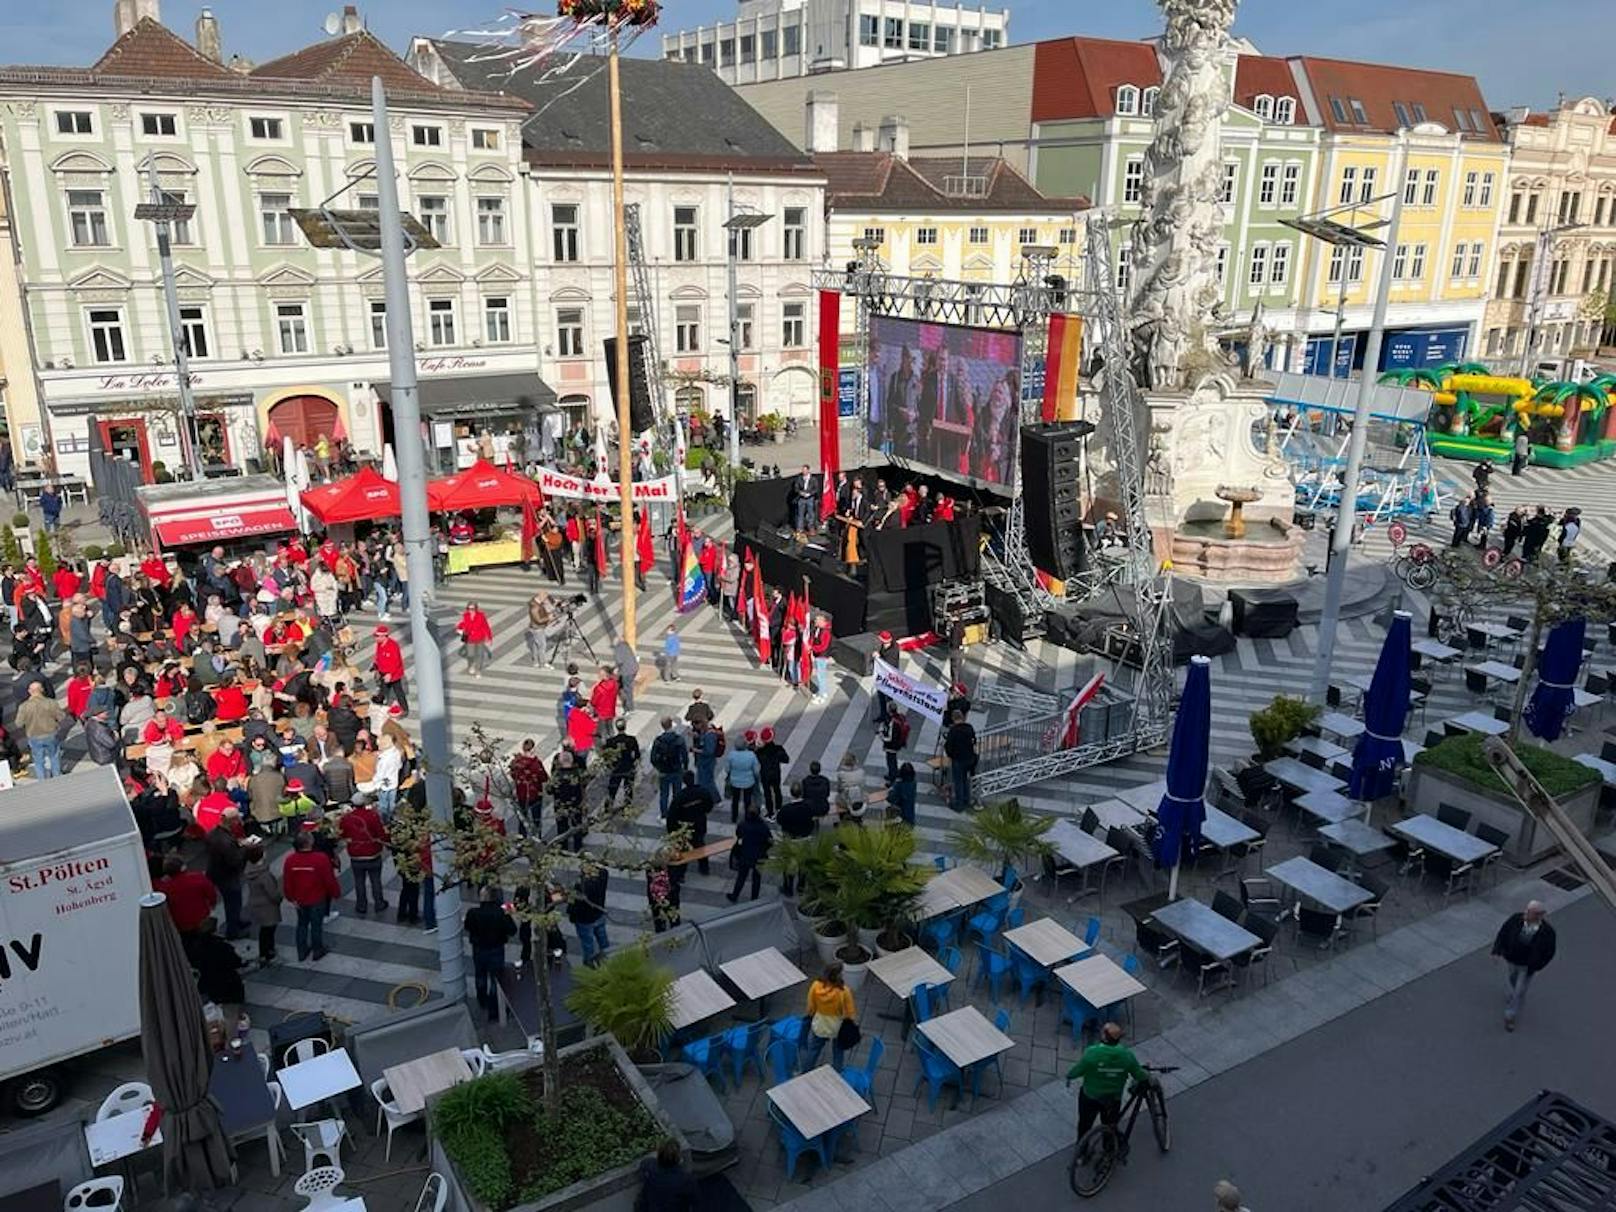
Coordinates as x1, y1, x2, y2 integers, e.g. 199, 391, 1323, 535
518, 1085, 662, 1202
1414, 732, 1600, 799
0, 526, 20, 567
1248, 694, 1320, 760
33, 529, 56, 578
946, 797, 1055, 882
564, 944, 675, 1055
10, 512, 26, 530
105, 543, 126, 558
82, 544, 104, 561
432, 1072, 532, 1211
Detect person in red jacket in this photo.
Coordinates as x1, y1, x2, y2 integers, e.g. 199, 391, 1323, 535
171, 603, 199, 650
154, 855, 218, 933
281, 830, 341, 961
65, 669, 96, 719
566, 700, 598, 753
372, 624, 408, 713
455, 603, 494, 678
338, 802, 390, 915
589, 667, 618, 723
52, 564, 81, 601
141, 708, 185, 748
213, 681, 248, 723
509, 739, 549, 833
138, 553, 170, 589
206, 738, 247, 784
89, 559, 109, 600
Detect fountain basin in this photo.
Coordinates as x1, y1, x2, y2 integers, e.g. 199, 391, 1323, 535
1166, 517, 1308, 583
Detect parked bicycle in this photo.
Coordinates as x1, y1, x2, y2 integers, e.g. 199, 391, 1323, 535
1067, 1063, 1177, 1197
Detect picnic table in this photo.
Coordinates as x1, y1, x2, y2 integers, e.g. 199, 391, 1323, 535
1263, 756, 1347, 796
1053, 954, 1147, 1010
1388, 814, 1498, 865
915, 1006, 1016, 1071
766, 1065, 870, 1141
1319, 818, 1397, 858
1265, 856, 1373, 914
668, 970, 736, 1031
1295, 788, 1358, 825
719, 947, 807, 1002
1150, 897, 1260, 962
1445, 711, 1508, 737
383, 1047, 473, 1115
1047, 819, 1119, 870
1002, 917, 1087, 968
866, 946, 954, 1000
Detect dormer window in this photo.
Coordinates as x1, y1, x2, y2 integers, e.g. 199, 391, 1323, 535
1275, 97, 1295, 124
1141, 86, 1159, 117
1115, 85, 1140, 116
1254, 94, 1274, 120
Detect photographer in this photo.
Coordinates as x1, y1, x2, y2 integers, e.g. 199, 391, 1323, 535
545, 594, 586, 668
526, 593, 554, 667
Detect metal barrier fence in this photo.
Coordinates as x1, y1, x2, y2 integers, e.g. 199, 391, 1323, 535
968, 684, 1152, 798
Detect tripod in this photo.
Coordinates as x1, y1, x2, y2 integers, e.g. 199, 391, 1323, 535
548, 609, 598, 666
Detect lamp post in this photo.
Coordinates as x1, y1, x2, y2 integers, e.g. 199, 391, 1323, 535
607, 30, 638, 647
722, 181, 772, 472
134, 163, 202, 479
1281, 197, 1390, 383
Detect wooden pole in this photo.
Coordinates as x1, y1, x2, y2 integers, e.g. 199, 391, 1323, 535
609, 30, 637, 649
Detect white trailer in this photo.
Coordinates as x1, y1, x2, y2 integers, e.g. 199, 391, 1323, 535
0, 768, 150, 1115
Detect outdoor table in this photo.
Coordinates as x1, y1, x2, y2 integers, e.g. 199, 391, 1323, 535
1114, 779, 1167, 813
1573, 753, 1616, 786
1199, 805, 1259, 850
210, 1041, 279, 1170
916, 865, 1004, 919
1047, 819, 1119, 869
383, 1048, 474, 1116
1466, 660, 1521, 684
277, 1048, 362, 1112
1317, 711, 1366, 741
1002, 917, 1088, 968
1295, 789, 1358, 825
1337, 671, 1375, 695
1469, 621, 1523, 644
1054, 954, 1147, 1011
1088, 798, 1148, 831
1572, 688, 1602, 710
916, 1006, 1016, 1071
1412, 638, 1461, 662
766, 1064, 871, 1142
1265, 856, 1373, 915
1263, 756, 1347, 796
1150, 898, 1260, 962
85, 1110, 163, 1166
669, 970, 737, 1031
1320, 818, 1397, 858
1389, 814, 1498, 865
1285, 735, 1348, 763
719, 947, 807, 1002
866, 946, 954, 1000
1445, 711, 1509, 737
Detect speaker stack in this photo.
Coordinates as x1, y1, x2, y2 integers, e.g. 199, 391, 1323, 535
1019, 420, 1095, 580
603, 334, 657, 434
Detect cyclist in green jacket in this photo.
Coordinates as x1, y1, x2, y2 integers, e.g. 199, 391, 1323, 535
1065, 1022, 1149, 1141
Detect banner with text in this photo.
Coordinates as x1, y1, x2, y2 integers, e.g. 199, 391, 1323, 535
535, 468, 679, 502
873, 658, 949, 725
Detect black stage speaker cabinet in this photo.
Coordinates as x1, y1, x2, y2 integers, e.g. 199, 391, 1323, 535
1019, 420, 1094, 580
831, 631, 881, 676
1229, 588, 1299, 638
983, 581, 1034, 645
603, 334, 656, 434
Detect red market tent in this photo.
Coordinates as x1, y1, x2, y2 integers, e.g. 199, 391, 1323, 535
427, 459, 543, 512
299, 466, 401, 525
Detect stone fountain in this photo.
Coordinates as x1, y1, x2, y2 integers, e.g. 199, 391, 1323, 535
1215, 484, 1259, 538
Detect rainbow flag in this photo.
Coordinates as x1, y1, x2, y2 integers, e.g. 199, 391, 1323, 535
676, 539, 706, 612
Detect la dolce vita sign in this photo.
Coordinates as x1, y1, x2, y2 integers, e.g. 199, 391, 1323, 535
92, 372, 200, 393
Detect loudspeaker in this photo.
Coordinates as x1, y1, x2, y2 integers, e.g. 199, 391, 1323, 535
831, 632, 881, 676
984, 580, 1035, 644
1020, 420, 1094, 579
603, 334, 656, 434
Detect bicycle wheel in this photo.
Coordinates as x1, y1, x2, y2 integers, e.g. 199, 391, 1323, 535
1407, 562, 1437, 590
1392, 556, 1412, 584
1146, 1084, 1172, 1153
1069, 1128, 1118, 1197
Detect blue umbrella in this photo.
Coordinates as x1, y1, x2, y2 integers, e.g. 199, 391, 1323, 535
1155, 655, 1211, 894
1348, 611, 1412, 801
1525, 617, 1585, 742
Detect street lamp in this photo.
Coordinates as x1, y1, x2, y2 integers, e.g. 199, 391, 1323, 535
134, 163, 202, 479
1281, 200, 1389, 381
1517, 220, 1585, 378
723, 192, 773, 471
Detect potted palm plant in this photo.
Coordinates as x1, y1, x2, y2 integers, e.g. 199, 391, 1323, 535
945, 798, 1055, 906
780, 832, 849, 964
563, 944, 675, 1065
829, 823, 928, 954
822, 879, 877, 991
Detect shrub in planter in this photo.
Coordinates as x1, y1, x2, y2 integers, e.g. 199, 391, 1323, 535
0, 526, 19, 567
33, 529, 56, 578
946, 797, 1054, 885
434, 1071, 532, 1209
1248, 694, 1320, 761
105, 543, 126, 558
563, 943, 675, 1061
82, 543, 104, 561
829, 823, 927, 951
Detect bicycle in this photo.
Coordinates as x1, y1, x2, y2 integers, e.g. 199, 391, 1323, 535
1067, 1064, 1177, 1197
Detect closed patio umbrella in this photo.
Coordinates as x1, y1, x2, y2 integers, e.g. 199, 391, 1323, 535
138, 893, 233, 1190
1348, 610, 1412, 806
1155, 654, 1211, 898
1525, 617, 1585, 742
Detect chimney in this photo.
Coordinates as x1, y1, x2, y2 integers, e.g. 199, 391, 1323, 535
804, 90, 839, 154
877, 115, 910, 160
195, 7, 222, 63
113, 0, 160, 37
850, 122, 875, 152
341, 5, 363, 34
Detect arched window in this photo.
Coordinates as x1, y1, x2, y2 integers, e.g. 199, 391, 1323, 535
1254, 94, 1274, 120
1275, 97, 1296, 124
1115, 85, 1139, 116
675, 385, 704, 417
1141, 86, 1159, 117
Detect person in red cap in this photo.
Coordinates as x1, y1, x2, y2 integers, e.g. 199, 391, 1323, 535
455, 601, 494, 678
874, 630, 901, 722
372, 624, 408, 713
756, 726, 789, 818
280, 830, 340, 962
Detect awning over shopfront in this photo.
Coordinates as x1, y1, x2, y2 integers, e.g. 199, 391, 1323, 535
372, 371, 557, 420
153, 505, 299, 548
300, 466, 401, 524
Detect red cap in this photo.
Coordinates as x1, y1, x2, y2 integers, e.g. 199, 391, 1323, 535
878, 631, 893, 643
760, 727, 774, 742
285, 778, 304, 792
299, 819, 320, 832
744, 730, 757, 743
388, 703, 405, 717
373, 624, 390, 636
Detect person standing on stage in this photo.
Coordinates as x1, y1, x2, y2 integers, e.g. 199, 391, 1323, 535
791, 465, 818, 534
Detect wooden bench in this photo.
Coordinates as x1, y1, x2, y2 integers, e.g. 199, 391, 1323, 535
670, 837, 736, 866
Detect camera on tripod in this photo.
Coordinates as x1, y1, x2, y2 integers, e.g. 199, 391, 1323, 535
555, 593, 588, 615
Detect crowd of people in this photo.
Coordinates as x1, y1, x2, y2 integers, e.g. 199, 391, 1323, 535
1447, 461, 1583, 564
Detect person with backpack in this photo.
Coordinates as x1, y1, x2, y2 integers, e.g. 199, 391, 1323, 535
649, 717, 688, 818
880, 708, 910, 785
692, 718, 720, 800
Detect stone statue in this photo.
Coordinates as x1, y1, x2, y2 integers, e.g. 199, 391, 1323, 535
1127, 0, 1240, 392
1243, 303, 1269, 379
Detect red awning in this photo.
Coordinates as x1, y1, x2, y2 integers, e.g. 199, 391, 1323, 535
427, 458, 543, 512
300, 466, 401, 525
153, 505, 299, 548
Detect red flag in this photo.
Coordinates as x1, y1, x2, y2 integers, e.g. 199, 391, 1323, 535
798, 583, 814, 687
593, 511, 609, 577
818, 289, 841, 513
1058, 672, 1107, 748
520, 494, 540, 565
752, 560, 770, 665
636, 508, 655, 576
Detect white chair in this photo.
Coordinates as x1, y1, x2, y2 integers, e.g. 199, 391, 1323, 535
414, 1173, 449, 1212
290, 1118, 349, 1174
291, 1165, 346, 1211
230, 1079, 286, 1178
283, 1037, 331, 1068
64, 1177, 125, 1210
94, 1082, 153, 1122
370, 1077, 422, 1162
257, 1051, 271, 1079
459, 1047, 489, 1077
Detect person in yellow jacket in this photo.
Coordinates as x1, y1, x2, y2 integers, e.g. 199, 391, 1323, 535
803, 961, 857, 1068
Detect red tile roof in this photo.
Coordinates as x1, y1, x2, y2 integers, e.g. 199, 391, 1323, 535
1290, 56, 1500, 140
1233, 55, 1301, 116
92, 16, 232, 79
1032, 37, 1160, 123
251, 30, 437, 95
813, 151, 1086, 212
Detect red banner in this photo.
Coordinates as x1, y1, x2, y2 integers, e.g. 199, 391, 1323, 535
817, 289, 842, 517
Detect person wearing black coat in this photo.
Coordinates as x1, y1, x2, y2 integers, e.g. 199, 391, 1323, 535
726, 806, 772, 903
636, 1140, 697, 1212
1491, 900, 1557, 1031
184, 918, 246, 1007
667, 773, 715, 876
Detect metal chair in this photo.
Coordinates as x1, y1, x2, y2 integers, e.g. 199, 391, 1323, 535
1134, 919, 1180, 970
768, 1102, 832, 1180
1308, 844, 1344, 873
1211, 890, 1244, 922
1239, 877, 1282, 916
1427, 852, 1476, 897
1436, 803, 1472, 831
370, 1077, 421, 1163
459, 1047, 490, 1077
1294, 906, 1346, 951
95, 1082, 153, 1122
283, 1037, 331, 1069
230, 1079, 286, 1177
1347, 875, 1388, 939
414, 1173, 449, 1212
291, 1166, 347, 1211
290, 1118, 349, 1175
839, 1037, 885, 1113
1233, 912, 1277, 987
1475, 823, 1509, 885
722, 1020, 770, 1087
765, 1038, 797, 1085
1080, 807, 1101, 835
678, 1032, 729, 1092
64, 1178, 124, 1211
1182, 942, 1233, 998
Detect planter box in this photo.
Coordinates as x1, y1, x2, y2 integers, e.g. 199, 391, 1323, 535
430, 1035, 690, 1212
1407, 765, 1600, 865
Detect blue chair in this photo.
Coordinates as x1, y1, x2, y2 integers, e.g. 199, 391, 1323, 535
911, 1035, 965, 1111
723, 1020, 769, 1086
935, 947, 964, 1011
1004, 906, 1026, 931
1083, 916, 1103, 947
678, 1032, 728, 1092
840, 1036, 885, 1112
1108, 955, 1145, 1029
972, 941, 1013, 1003
766, 1037, 798, 1085
1122, 953, 1142, 976
908, 982, 933, 1024
969, 1009, 1013, 1103
921, 909, 961, 952
1002, 865, 1019, 891
768, 1102, 832, 1180
1061, 987, 1098, 1045
770, 1014, 807, 1052
1009, 945, 1048, 1004
934, 855, 954, 872
967, 892, 1010, 946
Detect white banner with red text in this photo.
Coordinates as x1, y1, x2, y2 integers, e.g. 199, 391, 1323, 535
873, 658, 949, 725
535, 468, 680, 502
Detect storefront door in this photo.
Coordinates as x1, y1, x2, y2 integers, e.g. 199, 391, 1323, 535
266, 395, 339, 449
98, 417, 152, 481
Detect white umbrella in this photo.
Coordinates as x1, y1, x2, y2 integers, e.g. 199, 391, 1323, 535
282, 435, 298, 514
381, 443, 399, 483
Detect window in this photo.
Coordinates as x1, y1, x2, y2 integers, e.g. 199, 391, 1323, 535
933, 26, 953, 53
411, 125, 442, 148
160, 189, 193, 245
782, 22, 799, 55
369, 301, 387, 350
1584, 259, 1596, 294
1275, 97, 1295, 124
883, 17, 902, 48
1254, 94, 1274, 120
418, 195, 449, 244
730, 225, 754, 262
1411, 102, 1427, 123
1142, 87, 1159, 116
736, 301, 755, 350
908, 22, 929, 50
1270, 242, 1290, 287
782, 300, 806, 347
1451, 243, 1468, 280
1410, 242, 1426, 280
1215, 245, 1229, 286
67, 189, 110, 247
479, 296, 514, 344
1359, 166, 1377, 203
471, 128, 500, 151
1392, 243, 1409, 280
1392, 101, 1411, 128
915, 226, 938, 245
864, 227, 885, 244
1495, 259, 1512, 298
1329, 96, 1348, 123
700, 42, 714, 65
674, 304, 700, 353
56, 110, 94, 135
1248, 244, 1268, 286
1509, 192, 1522, 223
1463, 171, 1477, 207
968, 226, 989, 244
1339, 167, 1357, 205
1058, 227, 1077, 245
141, 112, 176, 137
1486, 328, 1501, 357
673, 206, 699, 261
1559, 190, 1580, 224
1596, 197, 1608, 227
1349, 98, 1369, 124
719, 39, 734, 67
555, 307, 583, 357
356, 193, 380, 211
178, 305, 209, 359
1454, 108, 1471, 133
1478, 173, 1493, 208
1513, 258, 1531, 298
1470, 109, 1487, 132
859, 14, 879, 46
1018, 227, 1038, 246
739, 34, 754, 64
1270, 162, 1297, 207
260, 192, 296, 245
1348, 246, 1365, 282
276, 302, 308, 355
1115, 85, 1139, 116
1221, 162, 1238, 204
249, 116, 283, 140
1115, 246, 1131, 291
1328, 245, 1345, 285
427, 299, 457, 347
1259, 163, 1278, 206
350, 121, 374, 144
1123, 156, 1145, 204
552, 203, 580, 262
88, 308, 126, 363
783, 207, 806, 260
1467, 243, 1482, 278
1525, 192, 1538, 223
1422, 169, 1438, 206
476, 197, 507, 245
982, 29, 1002, 49
761, 29, 777, 58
